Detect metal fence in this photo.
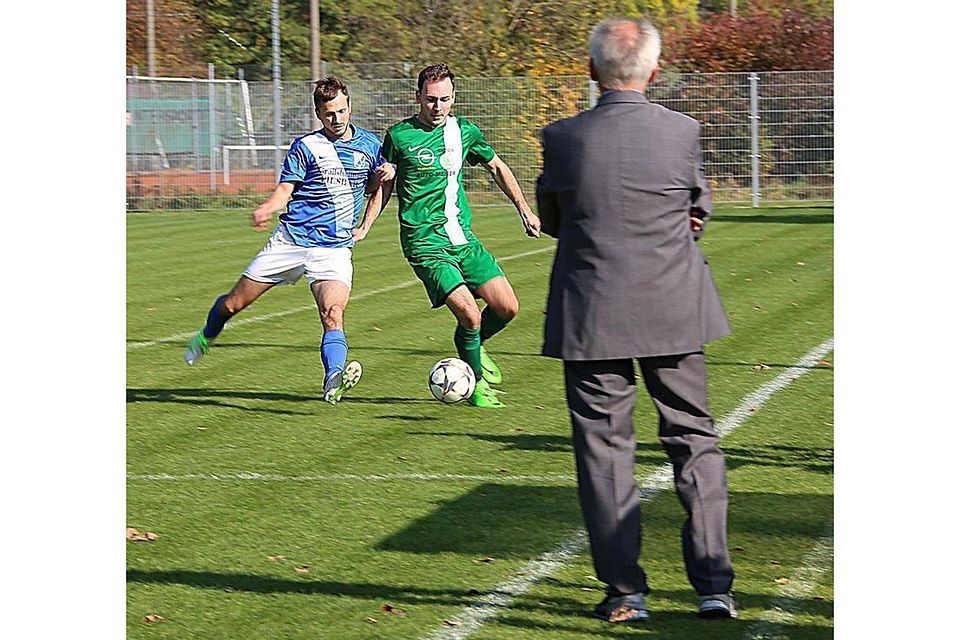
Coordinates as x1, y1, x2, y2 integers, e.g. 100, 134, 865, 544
126, 70, 832, 211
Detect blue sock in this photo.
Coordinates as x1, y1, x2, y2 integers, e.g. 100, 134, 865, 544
320, 329, 348, 382
202, 295, 230, 340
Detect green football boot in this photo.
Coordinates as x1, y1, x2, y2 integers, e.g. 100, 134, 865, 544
478, 345, 503, 385
184, 331, 212, 365
324, 360, 363, 404
468, 377, 505, 409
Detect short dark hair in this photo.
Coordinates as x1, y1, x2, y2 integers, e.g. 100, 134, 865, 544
417, 63, 455, 93
314, 76, 349, 110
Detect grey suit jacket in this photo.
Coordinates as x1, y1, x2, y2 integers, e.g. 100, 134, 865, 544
537, 90, 730, 360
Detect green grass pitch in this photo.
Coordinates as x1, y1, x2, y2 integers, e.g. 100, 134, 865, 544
127, 204, 833, 639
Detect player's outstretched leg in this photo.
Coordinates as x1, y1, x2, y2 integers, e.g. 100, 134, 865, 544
185, 278, 274, 365
185, 294, 229, 365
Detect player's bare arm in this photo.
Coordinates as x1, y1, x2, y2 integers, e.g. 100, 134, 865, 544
251, 182, 295, 231
484, 154, 541, 238
353, 182, 384, 242
356, 161, 396, 240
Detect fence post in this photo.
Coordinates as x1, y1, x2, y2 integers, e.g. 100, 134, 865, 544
208, 64, 218, 193
129, 73, 139, 179
749, 72, 761, 208
272, 0, 283, 179
191, 79, 201, 173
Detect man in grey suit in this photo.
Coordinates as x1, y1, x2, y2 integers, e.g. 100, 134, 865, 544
536, 17, 736, 623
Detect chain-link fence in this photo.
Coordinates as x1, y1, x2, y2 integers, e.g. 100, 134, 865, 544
126, 70, 832, 211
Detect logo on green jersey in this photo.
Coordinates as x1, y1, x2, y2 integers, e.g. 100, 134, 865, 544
416, 148, 436, 166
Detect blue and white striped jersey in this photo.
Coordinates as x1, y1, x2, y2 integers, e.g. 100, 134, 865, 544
278, 125, 383, 248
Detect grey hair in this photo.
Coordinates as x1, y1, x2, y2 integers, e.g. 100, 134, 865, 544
588, 18, 661, 89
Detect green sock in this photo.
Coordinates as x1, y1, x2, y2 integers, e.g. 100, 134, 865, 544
454, 325, 483, 380
479, 306, 512, 343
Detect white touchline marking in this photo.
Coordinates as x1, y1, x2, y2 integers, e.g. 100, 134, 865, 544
744, 529, 834, 640
127, 245, 555, 350
127, 472, 575, 483
420, 337, 834, 640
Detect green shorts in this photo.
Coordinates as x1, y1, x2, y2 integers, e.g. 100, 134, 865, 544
407, 240, 505, 308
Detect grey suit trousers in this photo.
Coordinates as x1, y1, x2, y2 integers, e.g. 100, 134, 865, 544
563, 352, 734, 596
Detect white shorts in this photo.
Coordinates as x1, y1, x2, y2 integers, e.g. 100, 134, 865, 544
242, 225, 353, 288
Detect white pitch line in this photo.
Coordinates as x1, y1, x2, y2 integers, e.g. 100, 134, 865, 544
421, 337, 834, 640
127, 472, 574, 483
127, 245, 554, 350
744, 530, 834, 640
715, 337, 834, 438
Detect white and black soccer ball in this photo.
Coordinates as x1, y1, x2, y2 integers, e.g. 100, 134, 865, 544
428, 357, 477, 404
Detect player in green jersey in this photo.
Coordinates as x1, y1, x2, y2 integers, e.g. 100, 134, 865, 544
356, 63, 541, 408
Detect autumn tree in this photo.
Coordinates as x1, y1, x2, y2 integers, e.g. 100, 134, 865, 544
664, 7, 833, 71
126, 0, 206, 76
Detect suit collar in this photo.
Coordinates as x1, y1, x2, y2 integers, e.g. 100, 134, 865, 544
595, 90, 650, 107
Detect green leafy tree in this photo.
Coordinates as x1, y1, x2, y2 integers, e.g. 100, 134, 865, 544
190, 0, 307, 79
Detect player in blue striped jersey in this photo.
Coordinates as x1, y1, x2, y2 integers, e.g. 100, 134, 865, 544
184, 76, 392, 404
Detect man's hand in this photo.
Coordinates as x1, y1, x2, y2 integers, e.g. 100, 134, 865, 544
689, 215, 704, 234
353, 225, 370, 242
521, 210, 542, 238
251, 183, 294, 231
252, 205, 274, 231
375, 162, 396, 183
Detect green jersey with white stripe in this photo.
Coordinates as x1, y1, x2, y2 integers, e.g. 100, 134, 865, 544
382, 115, 496, 258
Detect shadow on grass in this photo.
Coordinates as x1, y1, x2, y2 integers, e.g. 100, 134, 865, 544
636, 442, 832, 476
378, 484, 581, 558
406, 431, 574, 454
128, 490, 832, 634
710, 212, 834, 224
405, 432, 832, 475
126, 569, 482, 604
727, 492, 833, 538
125, 341, 318, 351
377, 485, 832, 558
723, 443, 833, 474
126, 388, 433, 409
124, 573, 832, 636
126, 387, 317, 415
490, 610, 832, 639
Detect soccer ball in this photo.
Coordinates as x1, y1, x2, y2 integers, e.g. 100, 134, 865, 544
428, 357, 477, 404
